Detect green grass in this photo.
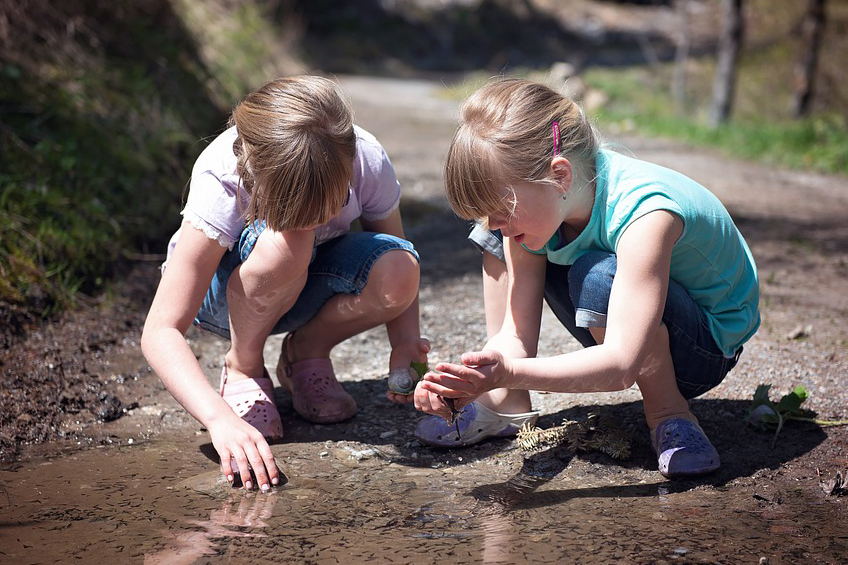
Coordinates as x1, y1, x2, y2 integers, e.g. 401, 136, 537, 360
584, 67, 848, 176
0, 60, 195, 311
0, 0, 299, 319
444, 64, 848, 177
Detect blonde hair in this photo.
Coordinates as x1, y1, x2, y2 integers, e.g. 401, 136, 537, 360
445, 78, 599, 221
230, 75, 356, 232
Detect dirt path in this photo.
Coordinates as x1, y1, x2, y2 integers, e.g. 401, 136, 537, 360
2, 74, 847, 562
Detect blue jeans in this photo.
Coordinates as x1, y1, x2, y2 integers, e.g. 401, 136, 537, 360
469, 225, 740, 400
195, 222, 418, 340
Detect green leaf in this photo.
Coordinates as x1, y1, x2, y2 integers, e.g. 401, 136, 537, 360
410, 361, 428, 378
776, 386, 808, 414
751, 384, 773, 408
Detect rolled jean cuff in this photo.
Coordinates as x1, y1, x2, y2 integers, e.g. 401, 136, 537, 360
575, 308, 607, 328
468, 223, 505, 261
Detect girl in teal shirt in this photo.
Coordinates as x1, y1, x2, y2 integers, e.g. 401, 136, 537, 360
414, 78, 759, 478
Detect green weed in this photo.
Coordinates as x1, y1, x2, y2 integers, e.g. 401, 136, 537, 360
747, 384, 848, 448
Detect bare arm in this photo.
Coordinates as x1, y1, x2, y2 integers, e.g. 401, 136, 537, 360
484, 234, 547, 359
140, 222, 312, 489
140, 222, 232, 427
414, 234, 546, 416
423, 210, 683, 398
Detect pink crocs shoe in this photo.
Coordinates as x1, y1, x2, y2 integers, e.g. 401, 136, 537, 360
219, 366, 284, 440
275, 333, 357, 424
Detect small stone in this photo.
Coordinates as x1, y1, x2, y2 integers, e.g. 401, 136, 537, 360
785, 324, 812, 340
747, 404, 778, 426
387, 367, 419, 395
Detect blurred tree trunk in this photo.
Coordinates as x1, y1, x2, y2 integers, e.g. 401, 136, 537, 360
672, 0, 691, 115
709, 0, 743, 127
792, 0, 826, 118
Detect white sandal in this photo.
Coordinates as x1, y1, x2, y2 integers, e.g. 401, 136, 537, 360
414, 401, 539, 447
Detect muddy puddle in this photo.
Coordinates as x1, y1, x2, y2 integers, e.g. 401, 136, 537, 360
2, 432, 846, 564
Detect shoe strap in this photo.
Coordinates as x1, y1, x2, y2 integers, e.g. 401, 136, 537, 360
471, 402, 540, 428
219, 366, 228, 396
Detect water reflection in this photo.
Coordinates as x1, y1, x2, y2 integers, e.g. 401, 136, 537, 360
144, 492, 276, 564
4, 437, 844, 563
471, 448, 572, 564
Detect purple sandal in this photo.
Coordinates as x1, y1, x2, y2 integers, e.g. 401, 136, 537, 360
651, 418, 720, 478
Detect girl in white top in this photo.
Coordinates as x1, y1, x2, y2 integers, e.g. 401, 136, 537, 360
142, 76, 428, 491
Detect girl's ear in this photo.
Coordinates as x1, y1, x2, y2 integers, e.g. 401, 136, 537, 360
551, 156, 573, 191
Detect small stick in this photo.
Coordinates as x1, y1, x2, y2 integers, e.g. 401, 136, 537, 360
442, 397, 461, 440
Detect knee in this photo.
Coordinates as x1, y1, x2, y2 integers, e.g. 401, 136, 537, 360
366, 249, 420, 311
568, 251, 616, 308
230, 231, 313, 308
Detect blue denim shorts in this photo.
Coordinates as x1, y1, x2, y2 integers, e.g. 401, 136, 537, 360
195, 222, 418, 339
469, 225, 741, 400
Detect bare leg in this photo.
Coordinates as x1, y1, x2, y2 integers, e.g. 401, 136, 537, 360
286, 249, 420, 363
588, 324, 695, 430
476, 252, 532, 414
225, 229, 313, 382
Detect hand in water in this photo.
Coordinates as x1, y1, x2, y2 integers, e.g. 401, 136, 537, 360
208, 416, 281, 491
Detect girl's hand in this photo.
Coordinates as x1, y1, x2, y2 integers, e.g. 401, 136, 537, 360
417, 349, 513, 409
207, 415, 280, 491
412, 381, 467, 420
386, 337, 431, 404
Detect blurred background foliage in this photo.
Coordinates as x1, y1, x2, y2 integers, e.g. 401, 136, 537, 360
0, 0, 302, 328
1, 0, 846, 328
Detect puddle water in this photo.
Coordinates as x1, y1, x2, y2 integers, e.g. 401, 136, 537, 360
1, 435, 845, 563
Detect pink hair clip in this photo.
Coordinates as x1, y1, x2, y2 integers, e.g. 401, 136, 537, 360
552, 121, 560, 157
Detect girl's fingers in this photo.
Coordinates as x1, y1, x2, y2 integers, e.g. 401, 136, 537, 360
244, 444, 270, 492
419, 379, 466, 399
424, 369, 478, 394
220, 450, 235, 484
432, 363, 485, 384
386, 391, 414, 404
414, 386, 434, 412
232, 452, 252, 489
460, 350, 498, 366
413, 387, 447, 418
257, 441, 279, 487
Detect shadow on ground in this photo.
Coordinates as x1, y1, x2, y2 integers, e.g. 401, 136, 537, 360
199, 374, 828, 497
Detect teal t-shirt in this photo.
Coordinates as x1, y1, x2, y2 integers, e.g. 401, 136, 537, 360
530, 148, 759, 357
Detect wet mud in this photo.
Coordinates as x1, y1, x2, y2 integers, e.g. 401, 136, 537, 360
2, 430, 847, 564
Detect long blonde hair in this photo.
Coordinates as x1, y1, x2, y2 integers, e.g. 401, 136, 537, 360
445, 78, 599, 221
230, 75, 356, 232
